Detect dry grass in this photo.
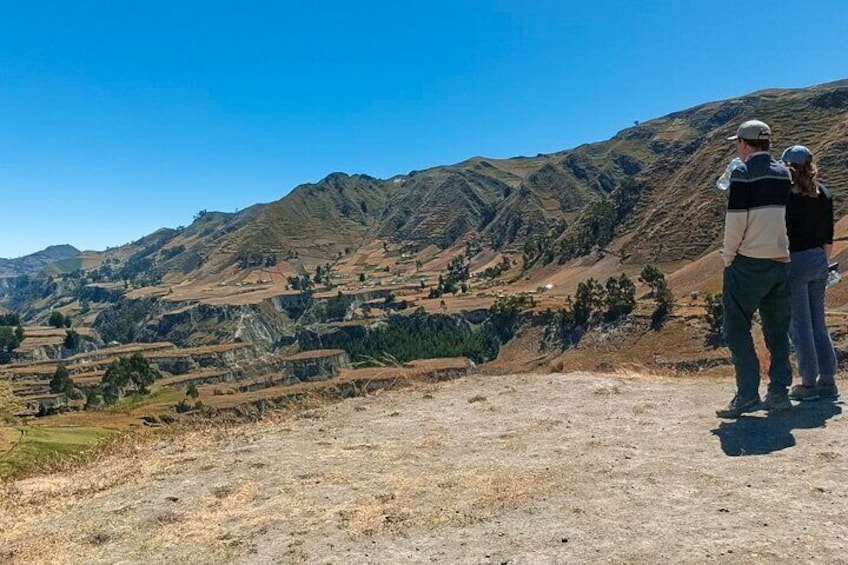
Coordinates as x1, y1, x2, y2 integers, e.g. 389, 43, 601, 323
2, 421, 554, 561
156, 369, 229, 387
280, 349, 346, 361
0, 380, 23, 424
144, 343, 252, 358
0, 426, 20, 452
485, 312, 737, 382
0, 418, 301, 562
336, 466, 555, 537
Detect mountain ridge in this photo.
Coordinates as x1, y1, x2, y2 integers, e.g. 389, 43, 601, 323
3, 80, 847, 287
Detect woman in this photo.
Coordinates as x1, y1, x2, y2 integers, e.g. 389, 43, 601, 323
783, 145, 839, 401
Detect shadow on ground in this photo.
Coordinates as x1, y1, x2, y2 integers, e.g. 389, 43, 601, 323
711, 401, 843, 456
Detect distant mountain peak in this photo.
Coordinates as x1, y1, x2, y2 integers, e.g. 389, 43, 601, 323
2, 244, 79, 262
39, 244, 80, 255
0, 244, 82, 278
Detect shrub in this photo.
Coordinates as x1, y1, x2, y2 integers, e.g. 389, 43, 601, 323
488, 295, 535, 343
640, 265, 674, 330
175, 398, 193, 413
63, 329, 81, 350
49, 311, 66, 329
431, 257, 470, 296
549, 305, 580, 348
651, 286, 674, 331
323, 292, 354, 322
0, 326, 23, 364
546, 273, 637, 350
0, 314, 20, 326
100, 353, 160, 404
50, 365, 75, 395
638, 264, 665, 296
302, 309, 498, 365
604, 274, 636, 322
572, 278, 605, 326
482, 256, 512, 279
705, 293, 724, 346
287, 274, 314, 292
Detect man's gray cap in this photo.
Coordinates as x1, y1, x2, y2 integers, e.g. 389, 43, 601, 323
781, 145, 813, 165
727, 120, 772, 141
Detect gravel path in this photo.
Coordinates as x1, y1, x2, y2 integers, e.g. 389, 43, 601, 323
2, 372, 847, 564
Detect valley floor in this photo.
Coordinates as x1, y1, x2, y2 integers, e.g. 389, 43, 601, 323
2, 371, 847, 564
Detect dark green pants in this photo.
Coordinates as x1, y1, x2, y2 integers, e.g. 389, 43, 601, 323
722, 254, 792, 400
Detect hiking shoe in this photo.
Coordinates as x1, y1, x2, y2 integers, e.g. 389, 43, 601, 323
817, 381, 840, 400
716, 395, 760, 418
765, 390, 793, 413
789, 384, 820, 402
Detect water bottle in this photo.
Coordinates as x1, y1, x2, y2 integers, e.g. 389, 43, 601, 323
715, 157, 744, 191
827, 262, 841, 288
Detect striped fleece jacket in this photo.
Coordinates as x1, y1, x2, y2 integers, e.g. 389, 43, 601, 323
721, 152, 792, 267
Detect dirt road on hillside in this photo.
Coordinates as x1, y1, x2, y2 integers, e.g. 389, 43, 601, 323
2, 372, 847, 564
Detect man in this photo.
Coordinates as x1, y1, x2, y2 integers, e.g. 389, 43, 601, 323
716, 119, 794, 418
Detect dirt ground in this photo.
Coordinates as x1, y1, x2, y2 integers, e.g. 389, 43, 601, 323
2, 371, 847, 565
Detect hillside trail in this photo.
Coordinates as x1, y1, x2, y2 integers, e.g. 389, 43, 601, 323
1, 371, 847, 564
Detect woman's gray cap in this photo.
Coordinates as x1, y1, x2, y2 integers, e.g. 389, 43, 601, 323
727, 120, 772, 141
781, 145, 813, 165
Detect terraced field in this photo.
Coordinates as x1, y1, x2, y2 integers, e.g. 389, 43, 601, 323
1, 323, 476, 480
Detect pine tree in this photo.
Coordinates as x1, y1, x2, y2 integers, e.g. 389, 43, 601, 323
64, 329, 81, 350
604, 274, 636, 322
50, 365, 75, 395
100, 353, 160, 403
49, 311, 66, 328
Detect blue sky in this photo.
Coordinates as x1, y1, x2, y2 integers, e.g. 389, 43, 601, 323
2, 0, 847, 258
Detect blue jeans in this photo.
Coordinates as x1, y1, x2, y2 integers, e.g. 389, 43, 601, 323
788, 248, 837, 386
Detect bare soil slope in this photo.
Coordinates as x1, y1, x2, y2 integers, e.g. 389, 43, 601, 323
2, 372, 847, 564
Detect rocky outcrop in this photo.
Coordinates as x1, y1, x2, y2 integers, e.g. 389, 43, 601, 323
23, 393, 71, 416
271, 293, 314, 319
148, 344, 287, 379
18, 335, 104, 363
150, 354, 196, 375
109, 296, 299, 351
280, 349, 350, 382
0, 277, 14, 295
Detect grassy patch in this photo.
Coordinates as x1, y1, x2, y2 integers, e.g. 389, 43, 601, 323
105, 387, 182, 416
593, 385, 621, 396
0, 425, 109, 480
0, 388, 183, 479
51, 256, 84, 273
